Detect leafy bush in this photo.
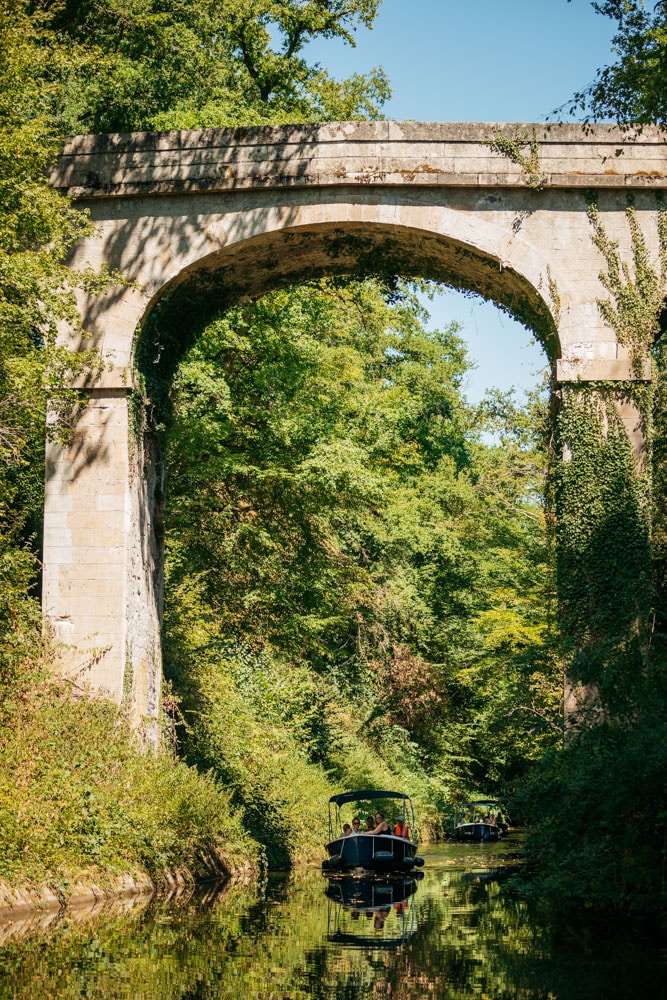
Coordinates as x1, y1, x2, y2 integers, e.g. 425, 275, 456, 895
516, 671, 667, 921
0, 674, 258, 889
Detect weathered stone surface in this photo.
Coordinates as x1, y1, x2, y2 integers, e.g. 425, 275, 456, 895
0, 873, 154, 927
44, 121, 667, 720
51, 122, 667, 198
556, 358, 652, 381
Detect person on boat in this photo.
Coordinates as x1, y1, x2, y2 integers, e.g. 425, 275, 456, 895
364, 816, 375, 831
394, 816, 410, 839
351, 817, 361, 834
369, 812, 389, 834
342, 823, 352, 837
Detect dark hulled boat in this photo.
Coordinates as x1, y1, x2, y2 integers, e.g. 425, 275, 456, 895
323, 790, 424, 873
453, 799, 509, 842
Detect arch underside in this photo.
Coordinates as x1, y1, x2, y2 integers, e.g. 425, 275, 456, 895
139, 222, 558, 392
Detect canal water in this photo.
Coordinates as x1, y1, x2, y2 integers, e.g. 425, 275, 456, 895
0, 841, 664, 999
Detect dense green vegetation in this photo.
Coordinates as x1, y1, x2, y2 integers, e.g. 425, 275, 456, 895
0, 0, 664, 932
160, 280, 559, 864
0, 669, 258, 889
512, 2, 667, 924
566, 0, 667, 128
0, 0, 560, 888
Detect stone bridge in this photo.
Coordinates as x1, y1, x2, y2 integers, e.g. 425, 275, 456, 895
46, 121, 667, 723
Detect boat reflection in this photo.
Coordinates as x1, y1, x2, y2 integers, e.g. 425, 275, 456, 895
325, 874, 421, 949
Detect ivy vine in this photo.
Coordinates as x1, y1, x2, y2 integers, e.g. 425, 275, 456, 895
546, 265, 561, 326
555, 383, 651, 702
488, 126, 546, 190
586, 191, 667, 373
554, 191, 667, 704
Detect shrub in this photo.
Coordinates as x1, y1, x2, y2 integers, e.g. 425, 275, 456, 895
0, 675, 259, 890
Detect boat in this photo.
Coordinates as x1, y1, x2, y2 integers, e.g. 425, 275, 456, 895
453, 799, 509, 842
325, 873, 420, 948
323, 790, 424, 873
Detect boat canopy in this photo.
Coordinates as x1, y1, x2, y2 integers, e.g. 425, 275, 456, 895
328, 790, 410, 807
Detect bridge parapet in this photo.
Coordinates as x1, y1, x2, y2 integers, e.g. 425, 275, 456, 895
51, 122, 667, 200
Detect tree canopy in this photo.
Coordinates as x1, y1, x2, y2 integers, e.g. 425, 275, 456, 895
162, 278, 561, 849
34, 0, 389, 132
566, 0, 667, 126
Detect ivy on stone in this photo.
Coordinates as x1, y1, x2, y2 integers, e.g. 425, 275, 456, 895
488, 126, 546, 190
586, 192, 667, 373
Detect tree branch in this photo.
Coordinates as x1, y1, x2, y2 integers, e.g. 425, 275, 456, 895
506, 703, 564, 734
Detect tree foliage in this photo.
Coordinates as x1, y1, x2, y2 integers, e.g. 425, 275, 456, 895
161, 278, 561, 858
34, 0, 389, 132
566, 0, 667, 126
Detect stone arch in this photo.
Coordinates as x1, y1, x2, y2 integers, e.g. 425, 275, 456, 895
43, 122, 663, 722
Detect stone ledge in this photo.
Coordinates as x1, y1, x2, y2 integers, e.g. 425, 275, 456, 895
0, 872, 153, 919
71, 366, 134, 390
56, 120, 667, 155
57, 170, 667, 201
50, 121, 667, 200
557, 358, 652, 382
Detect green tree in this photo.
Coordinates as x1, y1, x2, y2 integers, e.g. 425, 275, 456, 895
566, 0, 667, 126
35, 0, 389, 133
161, 278, 561, 838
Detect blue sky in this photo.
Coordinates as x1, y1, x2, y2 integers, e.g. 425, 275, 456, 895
305, 0, 618, 401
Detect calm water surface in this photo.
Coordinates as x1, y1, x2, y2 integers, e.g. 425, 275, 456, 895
0, 841, 664, 999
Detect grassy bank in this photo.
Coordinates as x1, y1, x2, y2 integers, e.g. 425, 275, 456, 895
0, 669, 260, 895
0, 651, 452, 896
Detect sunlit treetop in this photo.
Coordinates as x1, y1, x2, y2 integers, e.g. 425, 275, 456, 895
565, 0, 667, 127
33, 0, 390, 133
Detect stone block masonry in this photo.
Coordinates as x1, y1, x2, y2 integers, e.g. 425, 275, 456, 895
46, 122, 666, 720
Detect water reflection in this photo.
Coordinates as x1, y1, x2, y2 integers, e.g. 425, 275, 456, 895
0, 843, 664, 999
325, 874, 420, 948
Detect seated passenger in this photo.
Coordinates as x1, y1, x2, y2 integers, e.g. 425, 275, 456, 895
394, 816, 410, 839
369, 812, 389, 835
351, 817, 361, 834
342, 823, 352, 837
364, 816, 375, 831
